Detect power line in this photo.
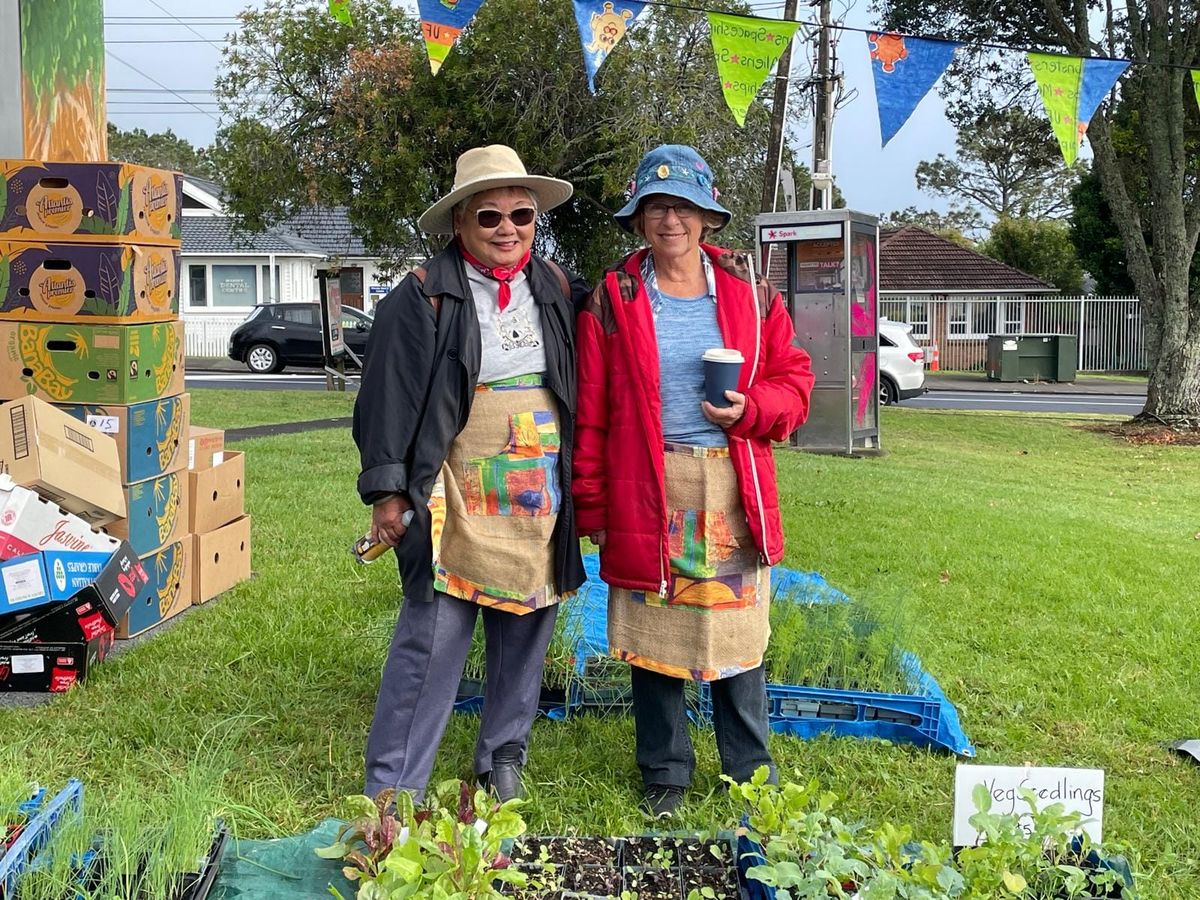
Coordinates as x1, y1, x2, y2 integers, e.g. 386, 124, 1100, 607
105, 49, 220, 123
108, 101, 222, 106
107, 110, 222, 115
104, 17, 241, 23
145, 0, 231, 52
106, 38, 233, 44
107, 88, 220, 94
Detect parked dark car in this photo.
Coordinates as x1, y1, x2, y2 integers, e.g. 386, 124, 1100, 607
228, 303, 373, 374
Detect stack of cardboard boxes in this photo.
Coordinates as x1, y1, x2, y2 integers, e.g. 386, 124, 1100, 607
187, 426, 251, 607
0, 397, 152, 690
0, 159, 192, 640
0, 160, 253, 673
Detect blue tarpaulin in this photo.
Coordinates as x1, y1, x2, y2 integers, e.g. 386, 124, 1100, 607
457, 556, 974, 755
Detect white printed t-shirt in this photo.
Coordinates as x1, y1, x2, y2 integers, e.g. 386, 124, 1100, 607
466, 266, 547, 384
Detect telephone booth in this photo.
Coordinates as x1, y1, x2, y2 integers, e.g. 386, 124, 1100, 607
756, 209, 881, 455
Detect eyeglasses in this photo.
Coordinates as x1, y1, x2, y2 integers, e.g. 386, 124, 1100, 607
473, 207, 537, 228
643, 200, 700, 220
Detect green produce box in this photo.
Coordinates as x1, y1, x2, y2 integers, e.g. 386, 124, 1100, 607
0, 319, 184, 404
0, 240, 178, 323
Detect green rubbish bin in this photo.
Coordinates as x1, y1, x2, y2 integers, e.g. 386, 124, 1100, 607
986, 335, 1077, 383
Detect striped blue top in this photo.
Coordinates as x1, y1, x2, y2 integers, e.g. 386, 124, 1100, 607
643, 252, 728, 448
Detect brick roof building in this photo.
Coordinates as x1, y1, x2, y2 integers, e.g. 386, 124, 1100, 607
879, 226, 1055, 294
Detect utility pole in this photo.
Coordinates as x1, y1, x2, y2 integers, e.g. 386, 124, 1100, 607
810, 0, 834, 210
759, 0, 799, 214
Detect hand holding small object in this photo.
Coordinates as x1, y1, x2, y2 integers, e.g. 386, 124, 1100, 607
373, 494, 415, 547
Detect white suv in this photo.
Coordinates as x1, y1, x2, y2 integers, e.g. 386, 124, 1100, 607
878, 318, 926, 404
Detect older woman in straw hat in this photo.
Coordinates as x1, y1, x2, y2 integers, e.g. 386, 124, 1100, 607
353, 145, 588, 803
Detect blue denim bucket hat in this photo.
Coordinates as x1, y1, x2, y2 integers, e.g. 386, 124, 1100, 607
614, 144, 731, 233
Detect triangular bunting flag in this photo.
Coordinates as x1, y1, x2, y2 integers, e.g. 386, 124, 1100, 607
328, 0, 353, 25
1030, 53, 1133, 164
708, 13, 802, 127
1077, 58, 1129, 141
420, 0, 487, 75
1192, 70, 1200, 113
1029, 52, 1084, 164
573, 0, 647, 94
866, 33, 960, 145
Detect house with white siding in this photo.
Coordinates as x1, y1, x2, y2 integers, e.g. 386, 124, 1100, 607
180, 176, 398, 356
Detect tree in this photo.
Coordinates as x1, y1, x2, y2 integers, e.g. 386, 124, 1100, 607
1069, 170, 1136, 295
879, 0, 1200, 425
983, 217, 1084, 292
212, 0, 793, 280
106, 123, 217, 179
881, 206, 982, 245
914, 106, 1080, 221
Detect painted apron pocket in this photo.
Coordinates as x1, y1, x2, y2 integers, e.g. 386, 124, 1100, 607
660, 509, 756, 610
463, 411, 561, 517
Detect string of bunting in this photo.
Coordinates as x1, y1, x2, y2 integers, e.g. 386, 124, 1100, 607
327, 0, 1200, 164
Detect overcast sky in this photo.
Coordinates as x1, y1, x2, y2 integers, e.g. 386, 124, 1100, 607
103, 0, 958, 217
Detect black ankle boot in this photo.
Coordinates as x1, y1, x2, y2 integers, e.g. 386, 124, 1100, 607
480, 742, 525, 802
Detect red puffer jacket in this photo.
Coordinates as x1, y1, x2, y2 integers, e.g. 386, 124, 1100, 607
574, 244, 815, 593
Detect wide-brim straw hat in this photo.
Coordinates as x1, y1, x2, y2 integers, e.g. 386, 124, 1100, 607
418, 145, 574, 235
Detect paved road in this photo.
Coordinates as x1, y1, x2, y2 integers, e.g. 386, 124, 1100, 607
910, 390, 1145, 415
188, 372, 1145, 416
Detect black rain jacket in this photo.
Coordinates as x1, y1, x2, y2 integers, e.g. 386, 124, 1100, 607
352, 242, 589, 605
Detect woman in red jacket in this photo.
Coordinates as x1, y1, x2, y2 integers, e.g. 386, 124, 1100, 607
574, 145, 814, 818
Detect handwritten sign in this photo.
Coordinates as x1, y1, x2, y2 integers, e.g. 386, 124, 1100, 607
953, 764, 1104, 847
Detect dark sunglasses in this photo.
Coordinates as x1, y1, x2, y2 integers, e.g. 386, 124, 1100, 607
474, 207, 537, 228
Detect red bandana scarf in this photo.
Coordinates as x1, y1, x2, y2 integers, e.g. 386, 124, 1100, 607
458, 241, 532, 312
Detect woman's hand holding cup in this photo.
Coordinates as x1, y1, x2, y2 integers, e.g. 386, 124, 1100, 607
702, 348, 746, 427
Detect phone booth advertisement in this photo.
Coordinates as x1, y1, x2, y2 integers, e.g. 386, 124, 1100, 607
757, 210, 881, 455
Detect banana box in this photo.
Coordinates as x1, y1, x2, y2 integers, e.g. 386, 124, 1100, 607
105, 465, 187, 557
0, 320, 185, 404
118, 539, 191, 639
0, 161, 182, 243
57, 393, 189, 484
0, 240, 179, 323
193, 515, 251, 605
189, 451, 244, 534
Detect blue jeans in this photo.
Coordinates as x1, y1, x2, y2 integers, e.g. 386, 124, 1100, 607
631, 664, 775, 788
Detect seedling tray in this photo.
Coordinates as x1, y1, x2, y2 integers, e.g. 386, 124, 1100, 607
0, 779, 83, 896
180, 822, 227, 900
505, 833, 747, 900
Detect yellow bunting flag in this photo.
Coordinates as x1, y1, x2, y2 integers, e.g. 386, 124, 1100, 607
1028, 52, 1083, 165
328, 0, 353, 26
707, 13, 803, 127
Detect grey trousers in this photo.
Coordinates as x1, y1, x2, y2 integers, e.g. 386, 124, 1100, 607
364, 590, 559, 800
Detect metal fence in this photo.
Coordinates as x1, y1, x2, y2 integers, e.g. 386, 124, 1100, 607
185, 315, 246, 358
878, 295, 1146, 373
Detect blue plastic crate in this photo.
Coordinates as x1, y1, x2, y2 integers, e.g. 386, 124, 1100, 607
14, 787, 47, 819
0, 779, 83, 896
698, 654, 974, 756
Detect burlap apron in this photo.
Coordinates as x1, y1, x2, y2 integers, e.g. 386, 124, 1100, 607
609, 443, 770, 681
431, 375, 563, 615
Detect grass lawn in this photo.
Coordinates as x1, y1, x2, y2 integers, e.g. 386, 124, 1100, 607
189, 388, 355, 430
3, 401, 1198, 897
